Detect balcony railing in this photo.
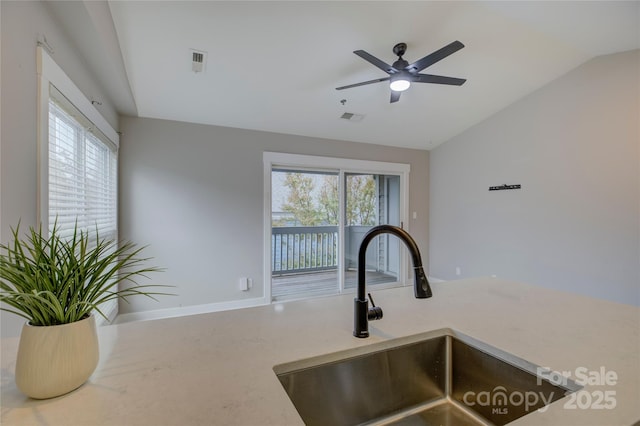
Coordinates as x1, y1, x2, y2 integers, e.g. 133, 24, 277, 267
272, 226, 338, 275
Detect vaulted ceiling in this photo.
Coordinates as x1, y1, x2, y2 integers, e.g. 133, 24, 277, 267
49, 1, 640, 150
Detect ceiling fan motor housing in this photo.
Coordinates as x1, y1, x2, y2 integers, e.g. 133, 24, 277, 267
392, 58, 409, 70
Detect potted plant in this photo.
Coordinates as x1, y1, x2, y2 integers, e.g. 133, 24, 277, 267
0, 222, 167, 399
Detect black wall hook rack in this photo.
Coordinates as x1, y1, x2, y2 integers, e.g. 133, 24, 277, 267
489, 184, 521, 191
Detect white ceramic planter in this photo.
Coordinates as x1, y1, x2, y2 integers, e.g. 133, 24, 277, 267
15, 315, 99, 399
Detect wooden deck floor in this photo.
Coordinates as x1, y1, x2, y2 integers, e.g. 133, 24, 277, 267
272, 270, 396, 302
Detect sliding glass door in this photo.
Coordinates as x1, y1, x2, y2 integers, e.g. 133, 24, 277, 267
265, 153, 409, 302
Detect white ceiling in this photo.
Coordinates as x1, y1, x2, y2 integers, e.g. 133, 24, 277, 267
56, 1, 640, 150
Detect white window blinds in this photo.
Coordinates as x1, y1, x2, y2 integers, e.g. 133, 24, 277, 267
48, 88, 118, 241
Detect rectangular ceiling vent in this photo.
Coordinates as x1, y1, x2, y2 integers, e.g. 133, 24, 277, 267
340, 112, 365, 122
190, 49, 207, 73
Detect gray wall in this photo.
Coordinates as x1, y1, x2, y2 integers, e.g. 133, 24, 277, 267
118, 117, 429, 314
0, 1, 120, 337
429, 50, 640, 306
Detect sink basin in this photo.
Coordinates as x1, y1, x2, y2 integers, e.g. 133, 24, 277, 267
274, 329, 580, 426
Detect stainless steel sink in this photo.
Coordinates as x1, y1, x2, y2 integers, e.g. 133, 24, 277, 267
274, 329, 581, 426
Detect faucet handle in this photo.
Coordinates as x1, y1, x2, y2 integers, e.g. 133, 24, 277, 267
367, 293, 383, 321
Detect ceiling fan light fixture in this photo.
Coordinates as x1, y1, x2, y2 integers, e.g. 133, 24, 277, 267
389, 76, 411, 92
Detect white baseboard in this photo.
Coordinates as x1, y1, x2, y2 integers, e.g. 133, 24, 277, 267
428, 276, 447, 283
112, 296, 269, 325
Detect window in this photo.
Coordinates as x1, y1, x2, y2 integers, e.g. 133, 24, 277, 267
47, 89, 117, 241
37, 46, 120, 321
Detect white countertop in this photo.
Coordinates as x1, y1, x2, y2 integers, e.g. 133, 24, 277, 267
1, 277, 639, 425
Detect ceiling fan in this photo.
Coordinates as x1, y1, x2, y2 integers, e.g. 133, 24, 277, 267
336, 41, 466, 103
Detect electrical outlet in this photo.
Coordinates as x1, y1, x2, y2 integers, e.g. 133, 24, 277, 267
455, 267, 461, 276
238, 277, 251, 291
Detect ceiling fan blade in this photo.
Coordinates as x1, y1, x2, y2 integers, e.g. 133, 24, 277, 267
413, 74, 466, 86
336, 76, 390, 90
354, 50, 399, 74
405, 40, 465, 73
390, 91, 401, 103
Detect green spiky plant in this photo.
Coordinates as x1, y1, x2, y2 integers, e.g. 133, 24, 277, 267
0, 222, 168, 326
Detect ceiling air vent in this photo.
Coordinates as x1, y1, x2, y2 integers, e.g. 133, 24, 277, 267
340, 112, 365, 122
190, 49, 207, 73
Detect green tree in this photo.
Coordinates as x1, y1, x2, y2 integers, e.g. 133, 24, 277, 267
346, 175, 376, 226
281, 173, 320, 226
275, 173, 377, 227
318, 176, 339, 225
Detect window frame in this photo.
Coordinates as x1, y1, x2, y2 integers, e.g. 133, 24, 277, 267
36, 46, 119, 234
